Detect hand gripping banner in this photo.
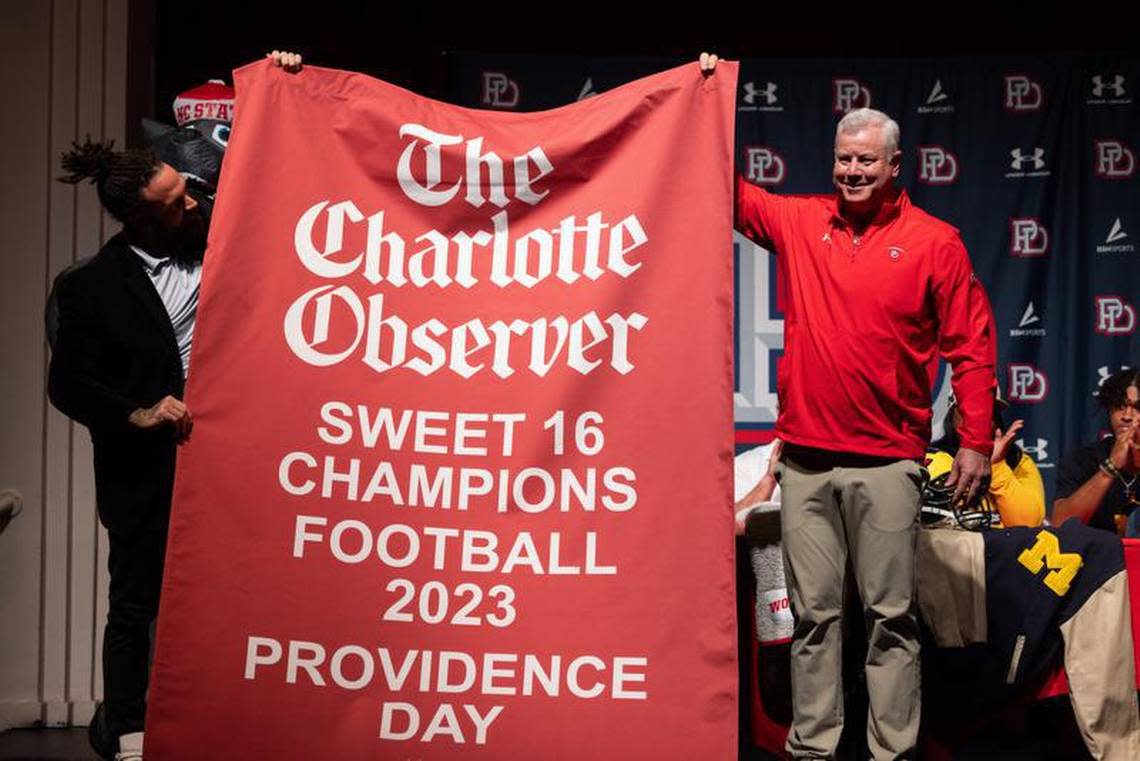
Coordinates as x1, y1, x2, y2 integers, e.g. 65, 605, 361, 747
146, 59, 739, 760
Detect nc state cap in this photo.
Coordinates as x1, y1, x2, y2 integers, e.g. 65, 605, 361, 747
173, 79, 235, 126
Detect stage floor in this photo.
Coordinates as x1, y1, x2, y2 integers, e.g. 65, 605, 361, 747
0, 724, 1070, 760
0, 728, 98, 761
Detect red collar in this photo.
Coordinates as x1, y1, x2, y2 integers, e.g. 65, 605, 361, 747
829, 188, 909, 231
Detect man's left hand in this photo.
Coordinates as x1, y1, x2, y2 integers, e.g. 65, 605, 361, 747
947, 447, 991, 507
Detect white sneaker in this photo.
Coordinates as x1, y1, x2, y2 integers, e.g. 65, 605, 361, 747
114, 731, 144, 761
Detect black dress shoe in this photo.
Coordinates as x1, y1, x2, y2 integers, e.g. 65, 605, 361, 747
88, 703, 116, 761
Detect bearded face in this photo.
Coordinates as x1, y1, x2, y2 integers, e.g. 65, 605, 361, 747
142, 117, 229, 232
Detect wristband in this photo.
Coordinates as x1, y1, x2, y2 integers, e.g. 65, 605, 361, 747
1101, 458, 1122, 479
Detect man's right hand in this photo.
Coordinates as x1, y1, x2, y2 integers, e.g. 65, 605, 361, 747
267, 50, 303, 73
699, 52, 719, 75
129, 395, 192, 441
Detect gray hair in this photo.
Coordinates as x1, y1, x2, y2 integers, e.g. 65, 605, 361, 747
836, 108, 900, 156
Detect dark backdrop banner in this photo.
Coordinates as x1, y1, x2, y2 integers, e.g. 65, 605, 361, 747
447, 53, 1139, 502
146, 60, 740, 759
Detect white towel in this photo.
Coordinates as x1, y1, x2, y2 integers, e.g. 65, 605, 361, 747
735, 444, 791, 644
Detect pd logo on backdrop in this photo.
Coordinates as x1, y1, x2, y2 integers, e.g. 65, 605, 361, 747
833, 78, 872, 113
1095, 296, 1136, 335
1095, 140, 1135, 179
481, 72, 520, 108
1008, 364, 1049, 403
918, 146, 959, 184
1010, 218, 1049, 257
745, 147, 786, 185
1004, 74, 1043, 112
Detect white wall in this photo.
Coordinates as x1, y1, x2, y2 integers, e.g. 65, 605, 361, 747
0, 0, 128, 730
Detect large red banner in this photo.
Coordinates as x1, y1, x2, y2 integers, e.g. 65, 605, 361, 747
147, 59, 739, 759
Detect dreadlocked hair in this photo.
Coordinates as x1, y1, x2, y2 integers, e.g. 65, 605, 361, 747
58, 137, 160, 223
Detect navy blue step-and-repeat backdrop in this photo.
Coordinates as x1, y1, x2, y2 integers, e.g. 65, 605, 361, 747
445, 53, 1139, 504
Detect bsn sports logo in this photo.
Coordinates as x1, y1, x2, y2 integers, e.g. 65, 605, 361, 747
1016, 437, 1053, 469
1006, 147, 1050, 178
1095, 296, 1136, 335
740, 81, 781, 111
481, 72, 519, 108
1010, 301, 1046, 337
917, 80, 954, 113
833, 78, 872, 113
918, 146, 958, 184
1089, 74, 1130, 104
1095, 140, 1135, 179
1004, 74, 1043, 111
746, 147, 786, 185
1097, 218, 1134, 254
1010, 218, 1049, 257
1008, 364, 1048, 402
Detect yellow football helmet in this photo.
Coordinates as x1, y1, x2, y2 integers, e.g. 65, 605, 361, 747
920, 450, 996, 530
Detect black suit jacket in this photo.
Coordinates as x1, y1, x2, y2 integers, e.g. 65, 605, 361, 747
48, 233, 186, 535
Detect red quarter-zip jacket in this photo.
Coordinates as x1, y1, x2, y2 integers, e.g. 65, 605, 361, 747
736, 175, 996, 459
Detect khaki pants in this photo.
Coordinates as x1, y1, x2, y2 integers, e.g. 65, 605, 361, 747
777, 452, 923, 760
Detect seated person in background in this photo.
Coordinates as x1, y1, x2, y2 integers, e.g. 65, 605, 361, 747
733, 438, 782, 535
1053, 367, 1140, 534
930, 390, 1045, 527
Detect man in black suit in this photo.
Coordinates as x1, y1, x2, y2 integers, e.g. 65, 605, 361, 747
50, 139, 201, 761
49, 52, 303, 761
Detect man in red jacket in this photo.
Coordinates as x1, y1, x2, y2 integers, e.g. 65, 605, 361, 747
701, 53, 996, 759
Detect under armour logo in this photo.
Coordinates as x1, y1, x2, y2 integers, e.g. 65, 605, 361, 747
1010, 148, 1046, 171
1092, 74, 1126, 98
743, 81, 778, 106
1017, 438, 1050, 463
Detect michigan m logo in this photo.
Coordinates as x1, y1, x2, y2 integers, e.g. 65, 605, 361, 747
1017, 530, 1083, 596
